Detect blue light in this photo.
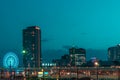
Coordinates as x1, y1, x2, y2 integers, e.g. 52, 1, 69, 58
3, 52, 19, 68
44, 72, 48, 75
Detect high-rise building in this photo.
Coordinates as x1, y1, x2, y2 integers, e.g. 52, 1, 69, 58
108, 44, 120, 62
23, 26, 41, 68
69, 47, 86, 66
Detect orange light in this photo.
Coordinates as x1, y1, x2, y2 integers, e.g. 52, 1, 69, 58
94, 62, 99, 66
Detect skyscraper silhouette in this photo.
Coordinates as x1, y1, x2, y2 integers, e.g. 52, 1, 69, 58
108, 44, 120, 62
23, 26, 41, 68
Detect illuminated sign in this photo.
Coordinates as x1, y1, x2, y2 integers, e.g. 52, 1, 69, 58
38, 72, 43, 78
44, 72, 48, 75
38, 72, 43, 74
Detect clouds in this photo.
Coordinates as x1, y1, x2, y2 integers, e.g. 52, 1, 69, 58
62, 45, 72, 49
86, 49, 107, 61
42, 39, 50, 42
42, 48, 107, 62
42, 49, 67, 62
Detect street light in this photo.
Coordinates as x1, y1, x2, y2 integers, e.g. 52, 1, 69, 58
22, 50, 26, 54
94, 61, 99, 80
42, 69, 44, 80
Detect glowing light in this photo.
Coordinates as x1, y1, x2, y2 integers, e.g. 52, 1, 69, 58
44, 72, 48, 76
38, 72, 43, 78
35, 26, 40, 30
22, 50, 26, 54
38, 72, 43, 74
67, 72, 70, 75
42, 69, 44, 72
3, 52, 19, 68
94, 62, 99, 66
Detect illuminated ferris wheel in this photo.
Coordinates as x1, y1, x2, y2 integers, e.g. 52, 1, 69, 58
3, 52, 19, 68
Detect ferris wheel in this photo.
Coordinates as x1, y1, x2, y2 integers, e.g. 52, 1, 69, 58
3, 52, 19, 68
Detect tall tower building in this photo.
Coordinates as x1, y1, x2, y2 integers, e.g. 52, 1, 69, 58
69, 47, 86, 66
23, 26, 41, 68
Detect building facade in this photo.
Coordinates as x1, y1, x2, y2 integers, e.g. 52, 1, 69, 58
23, 26, 41, 68
52, 54, 70, 67
69, 47, 86, 66
108, 44, 120, 62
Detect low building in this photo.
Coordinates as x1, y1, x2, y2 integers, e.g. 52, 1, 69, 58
52, 47, 86, 67
69, 47, 86, 66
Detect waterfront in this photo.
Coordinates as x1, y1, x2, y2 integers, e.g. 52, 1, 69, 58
0, 67, 120, 80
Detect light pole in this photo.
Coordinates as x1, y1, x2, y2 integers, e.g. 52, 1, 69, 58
42, 69, 44, 80
77, 67, 78, 80
22, 50, 27, 79
94, 62, 99, 80
10, 61, 12, 80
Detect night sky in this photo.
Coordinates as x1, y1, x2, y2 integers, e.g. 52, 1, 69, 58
0, 0, 120, 62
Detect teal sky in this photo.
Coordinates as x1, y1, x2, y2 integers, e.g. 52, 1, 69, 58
0, 0, 120, 60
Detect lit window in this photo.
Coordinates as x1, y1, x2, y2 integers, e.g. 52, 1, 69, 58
31, 31, 35, 34
32, 48, 34, 50
32, 44, 35, 46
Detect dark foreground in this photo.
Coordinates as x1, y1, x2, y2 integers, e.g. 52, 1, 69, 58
0, 77, 94, 80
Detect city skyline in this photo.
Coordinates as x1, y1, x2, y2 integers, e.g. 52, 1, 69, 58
1, 0, 120, 61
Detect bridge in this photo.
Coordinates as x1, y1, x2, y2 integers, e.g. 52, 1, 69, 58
44, 67, 120, 80
0, 67, 120, 80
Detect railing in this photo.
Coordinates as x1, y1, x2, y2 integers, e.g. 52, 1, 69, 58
0, 67, 120, 80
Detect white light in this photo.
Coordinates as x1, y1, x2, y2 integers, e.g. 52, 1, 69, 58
67, 72, 70, 75
35, 27, 40, 30
94, 62, 99, 66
